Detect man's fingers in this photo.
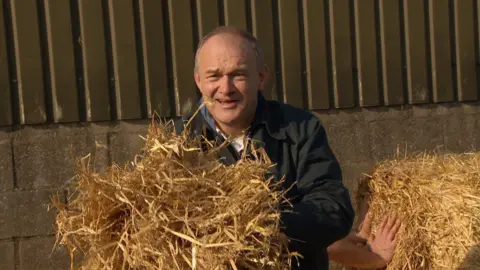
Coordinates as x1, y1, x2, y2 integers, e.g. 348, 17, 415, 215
363, 211, 372, 226
392, 231, 399, 246
388, 218, 402, 240
359, 199, 370, 219
360, 212, 372, 236
385, 214, 396, 232
378, 216, 388, 234
368, 233, 375, 244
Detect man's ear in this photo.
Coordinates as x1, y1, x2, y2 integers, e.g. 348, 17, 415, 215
258, 64, 270, 91
194, 72, 201, 90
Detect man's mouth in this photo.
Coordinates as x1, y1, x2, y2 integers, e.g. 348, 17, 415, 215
217, 99, 237, 104
216, 99, 238, 108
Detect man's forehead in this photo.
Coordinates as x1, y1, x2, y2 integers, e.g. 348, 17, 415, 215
197, 35, 254, 69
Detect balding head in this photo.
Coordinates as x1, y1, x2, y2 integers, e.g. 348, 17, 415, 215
194, 26, 264, 73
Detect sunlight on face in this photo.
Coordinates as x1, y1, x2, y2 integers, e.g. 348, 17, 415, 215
194, 33, 267, 133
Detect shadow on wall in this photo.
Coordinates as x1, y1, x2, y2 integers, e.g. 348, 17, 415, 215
458, 244, 480, 270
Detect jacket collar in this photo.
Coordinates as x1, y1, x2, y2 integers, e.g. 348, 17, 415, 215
195, 91, 286, 140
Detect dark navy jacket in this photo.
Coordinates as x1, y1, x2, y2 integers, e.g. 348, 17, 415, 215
173, 93, 355, 269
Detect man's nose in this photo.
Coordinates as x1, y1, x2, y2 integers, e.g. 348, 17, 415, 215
217, 75, 235, 94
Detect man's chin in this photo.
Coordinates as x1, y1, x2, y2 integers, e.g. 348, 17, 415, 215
212, 113, 241, 126
214, 117, 238, 126
214, 106, 240, 116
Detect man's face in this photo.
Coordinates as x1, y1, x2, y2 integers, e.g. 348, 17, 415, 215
194, 34, 268, 130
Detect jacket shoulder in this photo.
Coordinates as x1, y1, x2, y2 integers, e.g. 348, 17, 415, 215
266, 100, 322, 124
264, 100, 324, 143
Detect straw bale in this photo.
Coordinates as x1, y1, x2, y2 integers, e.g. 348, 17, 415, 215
359, 152, 480, 270
51, 108, 296, 269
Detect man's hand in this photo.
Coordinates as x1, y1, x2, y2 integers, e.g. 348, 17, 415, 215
368, 214, 402, 264
357, 210, 373, 240
327, 211, 402, 269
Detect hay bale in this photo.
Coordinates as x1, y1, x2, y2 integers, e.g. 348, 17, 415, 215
51, 109, 295, 269
361, 152, 480, 270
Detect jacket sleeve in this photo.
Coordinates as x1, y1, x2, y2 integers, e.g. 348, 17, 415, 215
281, 118, 355, 256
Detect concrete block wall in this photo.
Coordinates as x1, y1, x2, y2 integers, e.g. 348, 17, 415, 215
318, 102, 480, 193
0, 102, 479, 269
0, 121, 150, 270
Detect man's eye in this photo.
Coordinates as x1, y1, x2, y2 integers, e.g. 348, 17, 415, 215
234, 73, 247, 78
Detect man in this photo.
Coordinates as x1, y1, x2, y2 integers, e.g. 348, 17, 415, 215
173, 26, 355, 269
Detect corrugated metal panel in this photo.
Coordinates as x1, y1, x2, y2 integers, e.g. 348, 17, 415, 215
223, 0, 247, 30
454, 0, 478, 101
77, 0, 111, 121
329, 0, 355, 108
138, 0, 172, 117
379, 0, 405, 105
0, 0, 479, 127
0, 0, 12, 126
354, 0, 380, 107
167, 0, 197, 116
250, 0, 278, 101
107, 0, 142, 120
303, 0, 330, 110
43, 0, 79, 123
404, 0, 430, 104
196, 0, 220, 39
477, 1, 480, 67
277, 0, 304, 108
10, 0, 46, 124
429, 0, 454, 103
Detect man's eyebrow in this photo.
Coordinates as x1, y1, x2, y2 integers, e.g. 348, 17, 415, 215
205, 68, 220, 73
205, 65, 249, 74
235, 64, 248, 71
229, 65, 249, 74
